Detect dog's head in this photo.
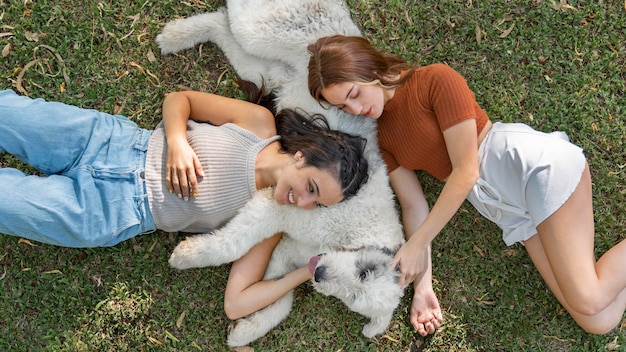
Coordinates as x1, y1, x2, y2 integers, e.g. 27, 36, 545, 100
308, 246, 404, 316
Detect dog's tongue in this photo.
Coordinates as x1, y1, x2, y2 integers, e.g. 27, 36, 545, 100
308, 255, 321, 274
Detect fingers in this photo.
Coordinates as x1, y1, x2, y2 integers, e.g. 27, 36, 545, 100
391, 257, 403, 285
167, 166, 199, 201
194, 155, 205, 179
410, 294, 443, 337
412, 314, 443, 337
434, 310, 443, 325
393, 246, 427, 286
392, 254, 412, 286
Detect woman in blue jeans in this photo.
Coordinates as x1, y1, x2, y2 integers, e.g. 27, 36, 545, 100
0, 87, 369, 319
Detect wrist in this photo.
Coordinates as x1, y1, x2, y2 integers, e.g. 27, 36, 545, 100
294, 266, 313, 282
412, 269, 433, 289
166, 135, 188, 146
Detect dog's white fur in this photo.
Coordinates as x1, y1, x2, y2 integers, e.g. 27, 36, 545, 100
310, 247, 403, 338
157, 0, 405, 347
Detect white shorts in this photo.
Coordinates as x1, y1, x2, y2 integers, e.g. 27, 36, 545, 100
466, 122, 586, 246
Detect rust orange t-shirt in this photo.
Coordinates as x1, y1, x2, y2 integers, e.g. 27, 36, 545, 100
378, 64, 490, 180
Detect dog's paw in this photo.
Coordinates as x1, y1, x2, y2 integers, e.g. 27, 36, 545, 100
168, 238, 200, 269
362, 317, 389, 338
227, 317, 264, 347
168, 234, 222, 269
156, 10, 229, 55
168, 230, 247, 269
156, 18, 196, 54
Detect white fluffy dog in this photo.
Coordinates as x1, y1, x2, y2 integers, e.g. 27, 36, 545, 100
157, 0, 406, 347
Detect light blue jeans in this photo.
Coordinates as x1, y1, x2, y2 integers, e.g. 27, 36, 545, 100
0, 89, 156, 247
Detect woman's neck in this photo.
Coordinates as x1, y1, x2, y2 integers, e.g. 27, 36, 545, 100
254, 141, 290, 190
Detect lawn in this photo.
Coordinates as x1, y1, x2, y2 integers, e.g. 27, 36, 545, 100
0, 0, 624, 351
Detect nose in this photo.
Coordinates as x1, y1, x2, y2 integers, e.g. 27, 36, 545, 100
296, 194, 316, 210
296, 193, 315, 210
314, 265, 327, 282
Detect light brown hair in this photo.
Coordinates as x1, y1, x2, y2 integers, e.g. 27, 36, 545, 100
307, 35, 416, 104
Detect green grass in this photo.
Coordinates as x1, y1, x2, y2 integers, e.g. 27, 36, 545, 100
1, 0, 624, 350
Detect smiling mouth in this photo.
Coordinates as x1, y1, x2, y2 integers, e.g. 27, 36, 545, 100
288, 189, 295, 204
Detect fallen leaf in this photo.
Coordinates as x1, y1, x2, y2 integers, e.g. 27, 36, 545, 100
381, 334, 400, 342
474, 297, 495, 305
176, 310, 186, 328
2, 43, 12, 57
499, 23, 514, 38
137, 32, 149, 43
145, 329, 163, 345
605, 336, 620, 351
146, 48, 156, 62
24, 31, 40, 42
18, 238, 37, 247
473, 244, 484, 257
560, 0, 579, 12
502, 248, 519, 257
232, 347, 254, 352
130, 61, 145, 73
146, 335, 163, 345
43, 270, 63, 275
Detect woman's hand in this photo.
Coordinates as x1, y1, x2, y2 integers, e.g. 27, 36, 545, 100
165, 138, 204, 200
410, 281, 443, 336
392, 239, 429, 286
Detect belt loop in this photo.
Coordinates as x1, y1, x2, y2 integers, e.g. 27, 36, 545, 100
133, 128, 152, 151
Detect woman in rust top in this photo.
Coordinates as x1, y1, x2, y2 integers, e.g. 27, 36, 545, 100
307, 34, 626, 337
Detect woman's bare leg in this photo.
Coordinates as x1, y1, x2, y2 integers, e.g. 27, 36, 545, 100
524, 164, 626, 333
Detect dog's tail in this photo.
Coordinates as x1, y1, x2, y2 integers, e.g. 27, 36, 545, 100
156, 9, 228, 54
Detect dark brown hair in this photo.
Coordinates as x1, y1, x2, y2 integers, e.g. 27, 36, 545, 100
237, 79, 369, 200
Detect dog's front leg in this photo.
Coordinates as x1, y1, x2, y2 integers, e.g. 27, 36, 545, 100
361, 311, 394, 338
169, 188, 286, 269
157, 9, 229, 55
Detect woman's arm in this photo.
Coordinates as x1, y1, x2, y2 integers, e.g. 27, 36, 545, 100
161, 91, 276, 199
223, 233, 313, 320
389, 166, 442, 335
392, 118, 479, 284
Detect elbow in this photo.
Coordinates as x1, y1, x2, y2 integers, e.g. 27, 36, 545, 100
451, 166, 479, 189
468, 168, 479, 185
223, 299, 244, 321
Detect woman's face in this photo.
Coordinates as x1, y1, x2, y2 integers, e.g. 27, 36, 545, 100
274, 152, 343, 210
320, 81, 393, 119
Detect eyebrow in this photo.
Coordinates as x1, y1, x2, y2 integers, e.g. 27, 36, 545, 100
344, 85, 355, 101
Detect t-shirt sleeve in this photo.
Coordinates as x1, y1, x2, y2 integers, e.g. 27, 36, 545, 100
427, 64, 479, 131
380, 147, 400, 173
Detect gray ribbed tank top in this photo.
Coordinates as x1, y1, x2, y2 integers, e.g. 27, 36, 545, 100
144, 120, 280, 232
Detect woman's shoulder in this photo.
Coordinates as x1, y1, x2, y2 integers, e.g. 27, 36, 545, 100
410, 64, 469, 92
415, 63, 463, 79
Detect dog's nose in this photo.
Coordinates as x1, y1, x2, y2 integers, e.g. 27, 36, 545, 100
314, 265, 326, 282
